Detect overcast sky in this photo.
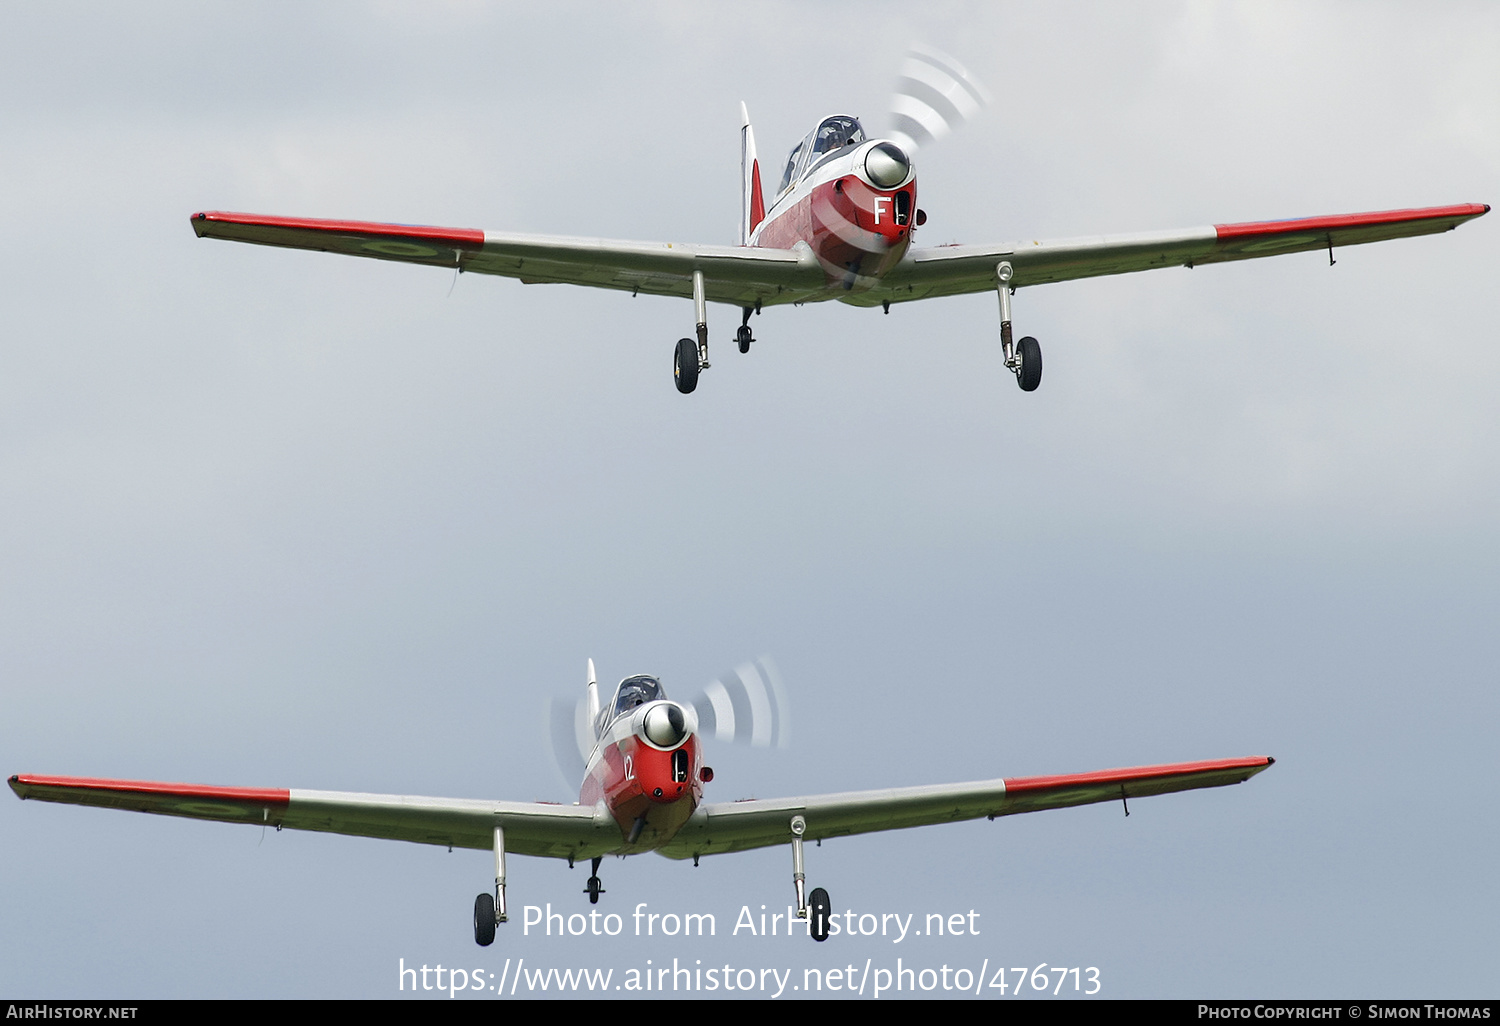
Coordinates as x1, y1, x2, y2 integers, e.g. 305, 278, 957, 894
1, 1, 1496, 1000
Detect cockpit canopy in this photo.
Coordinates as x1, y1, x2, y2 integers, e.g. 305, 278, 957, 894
611, 675, 664, 719
779, 115, 868, 194
813, 115, 865, 156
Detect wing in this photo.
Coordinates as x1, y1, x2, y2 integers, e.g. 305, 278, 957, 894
8, 773, 621, 860
191, 211, 824, 307
859, 203, 1489, 306
658, 755, 1273, 859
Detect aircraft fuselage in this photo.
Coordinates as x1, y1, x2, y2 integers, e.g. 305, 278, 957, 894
580, 689, 704, 855
749, 116, 917, 295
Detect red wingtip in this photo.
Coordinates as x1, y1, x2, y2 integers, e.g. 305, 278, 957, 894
190, 210, 485, 248
1215, 203, 1488, 239
1003, 755, 1274, 794
11, 773, 290, 805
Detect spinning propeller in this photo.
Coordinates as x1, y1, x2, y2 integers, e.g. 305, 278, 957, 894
887, 44, 990, 155
548, 657, 790, 791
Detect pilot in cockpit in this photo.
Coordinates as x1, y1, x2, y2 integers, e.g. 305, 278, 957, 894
613, 675, 662, 717
814, 116, 865, 156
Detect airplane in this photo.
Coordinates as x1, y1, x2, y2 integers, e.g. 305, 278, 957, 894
186, 49, 1488, 395
10, 660, 1275, 945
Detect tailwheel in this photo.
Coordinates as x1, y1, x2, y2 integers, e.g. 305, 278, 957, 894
736, 323, 753, 354
808, 887, 832, 943
585, 856, 605, 904
474, 893, 497, 947
674, 337, 699, 394
1015, 335, 1042, 392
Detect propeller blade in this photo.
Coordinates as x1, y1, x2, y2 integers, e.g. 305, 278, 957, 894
888, 44, 990, 153
548, 695, 591, 791
692, 657, 789, 749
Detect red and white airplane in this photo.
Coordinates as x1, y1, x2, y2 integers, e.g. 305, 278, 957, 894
188, 78, 1487, 394
11, 661, 1274, 945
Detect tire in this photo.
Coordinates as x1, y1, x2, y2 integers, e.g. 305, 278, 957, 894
586, 876, 602, 904
809, 887, 832, 943
474, 893, 497, 947
674, 338, 699, 393
1016, 335, 1042, 392
736, 324, 753, 354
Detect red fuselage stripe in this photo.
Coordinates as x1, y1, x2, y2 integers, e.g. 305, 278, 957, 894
11, 773, 290, 805
192, 211, 487, 248
1002, 756, 1272, 794
1214, 203, 1488, 239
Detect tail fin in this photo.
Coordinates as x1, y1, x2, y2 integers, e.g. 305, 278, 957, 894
586, 658, 601, 738
740, 102, 766, 245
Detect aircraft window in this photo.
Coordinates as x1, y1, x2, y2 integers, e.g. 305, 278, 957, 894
781, 118, 866, 194
779, 142, 804, 193
812, 116, 865, 156
613, 676, 663, 717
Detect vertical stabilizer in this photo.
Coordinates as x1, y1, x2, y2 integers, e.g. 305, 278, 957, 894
740, 102, 766, 245
586, 658, 601, 737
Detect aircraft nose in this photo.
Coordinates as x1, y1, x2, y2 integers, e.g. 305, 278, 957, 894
863, 142, 910, 189
636, 731, 695, 804
642, 702, 689, 748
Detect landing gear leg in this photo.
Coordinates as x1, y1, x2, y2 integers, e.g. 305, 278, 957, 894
790, 815, 807, 918
475, 823, 507, 946
996, 260, 1042, 392
585, 856, 605, 905
675, 270, 711, 393
789, 815, 831, 942
693, 270, 710, 370
737, 306, 754, 353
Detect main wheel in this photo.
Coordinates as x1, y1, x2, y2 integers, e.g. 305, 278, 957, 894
736, 324, 753, 354
674, 338, 699, 394
474, 893, 497, 947
808, 887, 832, 943
1015, 335, 1042, 392
586, 876, 603, 904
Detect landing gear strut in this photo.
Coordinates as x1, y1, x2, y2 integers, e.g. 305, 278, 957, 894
997, 260, 1042, 392
789, 815, 833, 942
585, 856, 605, 904
474, 823, 508, 946
674, 269, 711, 393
